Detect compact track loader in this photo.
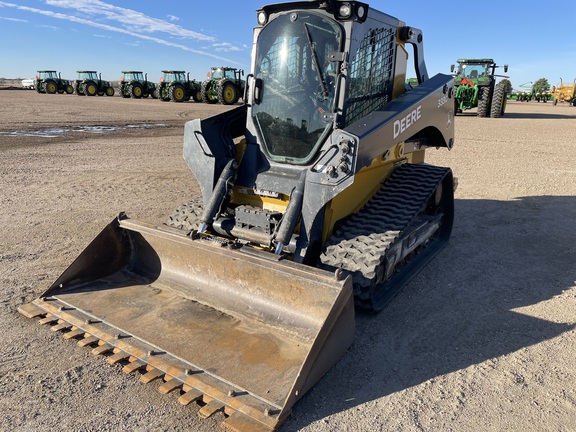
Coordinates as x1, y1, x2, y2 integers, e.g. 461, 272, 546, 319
19, 1, 455, 431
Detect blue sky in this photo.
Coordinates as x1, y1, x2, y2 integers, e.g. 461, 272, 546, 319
1, 0, 576, 90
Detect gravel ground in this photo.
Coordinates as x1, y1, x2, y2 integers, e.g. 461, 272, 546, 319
1, 90, 575, 432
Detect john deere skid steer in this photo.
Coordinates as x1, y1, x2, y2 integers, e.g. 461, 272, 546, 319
19, 1, 455, 431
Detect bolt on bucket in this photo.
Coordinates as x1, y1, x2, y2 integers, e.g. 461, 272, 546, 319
18, 214, 355, 431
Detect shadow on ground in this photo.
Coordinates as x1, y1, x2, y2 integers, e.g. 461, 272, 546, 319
284, 195, 576, 430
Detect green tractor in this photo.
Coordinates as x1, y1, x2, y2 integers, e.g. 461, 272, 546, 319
34, 70, 74, 95
119, 71, 157, 99
201, 66, 245, 105
155, 70, 201, 102
451, 58, 508, 117
75, 71, 115, 97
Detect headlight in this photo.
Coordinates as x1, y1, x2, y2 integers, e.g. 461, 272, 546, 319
257, 10, 268, 25
335, 1, 368, 22
338, 3, 352, 18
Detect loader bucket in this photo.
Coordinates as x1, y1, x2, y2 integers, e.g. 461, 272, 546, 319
18, 214, 355, 431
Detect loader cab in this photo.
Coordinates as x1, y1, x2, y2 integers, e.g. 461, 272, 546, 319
250, 8, 344, 164
248, 1, 400, 166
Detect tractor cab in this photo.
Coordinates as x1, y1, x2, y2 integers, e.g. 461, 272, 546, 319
121, 71, 145, 82
77, 71, 99, 81
160, 70, 186, 84
37, 70, 59, 80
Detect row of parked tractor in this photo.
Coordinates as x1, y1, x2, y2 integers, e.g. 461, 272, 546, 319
32, 67, 246, 105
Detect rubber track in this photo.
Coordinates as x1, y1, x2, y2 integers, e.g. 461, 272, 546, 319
165, 197, 204, 231
320, 163, 450, 306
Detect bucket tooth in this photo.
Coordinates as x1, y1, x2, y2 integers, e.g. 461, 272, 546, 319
92, 343, 113, 356
122, 359, 146, 374
178, 388, 203, 406
64, 328, 85, 340
39, 315, 58, 326
50, 321, 72, 332
18, 302, 46, 319
77, 335, 99, 347
141, 368, 164, 384
107, 351, 130, 365
224, 411, 274, 432
158, 377, 182, 395
198, 399, 225, 419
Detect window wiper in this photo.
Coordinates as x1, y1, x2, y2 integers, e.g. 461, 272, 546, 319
303, 23, 328, 100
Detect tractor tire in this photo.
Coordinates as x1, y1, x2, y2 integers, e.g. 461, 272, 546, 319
65, 85, 74, 94
151, 88, 158, 99
169, 84, 186, 102
106, 87, 115, 97
201, 80, 217, 104
85, 81, 97, 96
477, 87, 490, 117
121, 86, 130, 98
192, 88, 202, 102
490, 82, 507, 118
165, 197, 204, 231
218, 82, 239, 105
45, 80, 57, 94
130, 83, 143, 98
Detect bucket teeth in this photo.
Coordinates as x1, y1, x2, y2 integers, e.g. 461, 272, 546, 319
198, 399, 225, 419
21, 297, 293, 431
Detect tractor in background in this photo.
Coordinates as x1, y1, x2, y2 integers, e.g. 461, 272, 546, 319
75, 71, 115, 96
119, 71, 157, 99
533, 88, 552, 103
201, 66, 245, 105
550, 78, 576, 106
155, 71, 201, 102
34, 70, 74, 95
451, 58, 508, 117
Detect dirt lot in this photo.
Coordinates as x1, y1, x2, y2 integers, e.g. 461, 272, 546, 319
1, 90, 575, 432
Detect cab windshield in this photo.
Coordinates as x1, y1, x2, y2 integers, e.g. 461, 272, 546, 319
79, 72, 98, 80
124, 72, 143, 81
39, 71, 57, 79
164, 72, 185, 82
252, 12, 341, 164
457, 63, 490, 80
